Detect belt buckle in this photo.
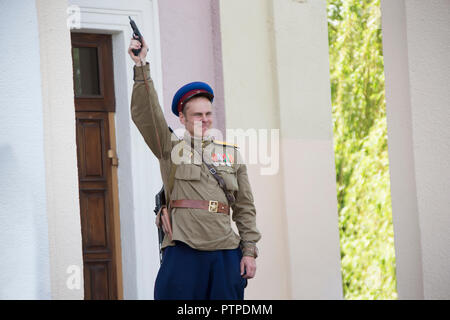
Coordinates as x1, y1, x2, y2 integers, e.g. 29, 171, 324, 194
208, 200, 219, 213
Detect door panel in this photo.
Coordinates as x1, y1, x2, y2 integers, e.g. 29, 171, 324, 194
78, 117, 106, 180
80, 189, 108, 250
84, 260, 111, 300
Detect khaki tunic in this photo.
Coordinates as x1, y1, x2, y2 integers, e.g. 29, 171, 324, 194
130, 63, 261, 257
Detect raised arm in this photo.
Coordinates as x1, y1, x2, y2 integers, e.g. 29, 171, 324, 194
129, 37, 171, 159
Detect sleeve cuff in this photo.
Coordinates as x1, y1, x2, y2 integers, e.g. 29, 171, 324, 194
133, 62, 150, 81
240, 241, 259, 258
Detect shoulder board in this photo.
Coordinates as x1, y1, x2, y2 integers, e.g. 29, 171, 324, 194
213, 140, 239, 148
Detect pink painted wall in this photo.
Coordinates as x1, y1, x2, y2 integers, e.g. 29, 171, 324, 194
158, 0, 226, 136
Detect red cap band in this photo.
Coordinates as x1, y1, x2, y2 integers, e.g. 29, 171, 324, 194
177, 89, 210, 114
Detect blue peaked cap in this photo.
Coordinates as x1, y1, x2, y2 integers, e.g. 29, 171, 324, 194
171, 81, 214, 117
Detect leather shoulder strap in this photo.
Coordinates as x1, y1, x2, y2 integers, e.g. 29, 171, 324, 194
203, 160, 236, 205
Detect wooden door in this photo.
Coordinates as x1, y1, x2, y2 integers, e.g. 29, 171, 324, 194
71, 33, 122, 300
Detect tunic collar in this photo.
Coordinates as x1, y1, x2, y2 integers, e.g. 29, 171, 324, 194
182, 131, 214, 150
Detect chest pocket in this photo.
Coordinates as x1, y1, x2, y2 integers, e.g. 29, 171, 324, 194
216, 165, 239, 191
175, 164, 201, 181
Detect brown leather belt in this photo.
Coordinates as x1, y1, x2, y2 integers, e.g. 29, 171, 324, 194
170, 199, 229, 215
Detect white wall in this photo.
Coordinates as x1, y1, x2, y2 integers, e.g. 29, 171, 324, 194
0, 0, 51, 299
381, 0, 450, 299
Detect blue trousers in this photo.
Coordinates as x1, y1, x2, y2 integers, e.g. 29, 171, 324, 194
154, 241, 247, 300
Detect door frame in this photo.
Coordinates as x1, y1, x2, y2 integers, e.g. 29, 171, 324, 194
68, 0, 165, 299
108, 112, 123, 299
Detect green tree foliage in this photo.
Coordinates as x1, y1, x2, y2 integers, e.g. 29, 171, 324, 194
327, 0, 397, 299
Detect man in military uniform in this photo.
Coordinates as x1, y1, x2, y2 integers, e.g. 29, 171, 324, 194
128, 37, 261, 300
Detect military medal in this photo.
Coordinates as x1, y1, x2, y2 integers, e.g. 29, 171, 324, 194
211, 152, 219, 166
225, 153, 234, 166
220, 153, 226, 166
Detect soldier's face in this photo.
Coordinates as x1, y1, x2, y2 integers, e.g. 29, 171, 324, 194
179, 96, 213, 137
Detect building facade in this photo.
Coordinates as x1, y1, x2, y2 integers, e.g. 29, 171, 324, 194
0, 0, 449, 299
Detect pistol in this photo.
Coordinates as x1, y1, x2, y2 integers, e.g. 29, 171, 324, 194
128, 16, 143, 56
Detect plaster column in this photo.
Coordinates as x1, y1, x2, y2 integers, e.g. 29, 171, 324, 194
381, 0, 450, 299
220, 0, 343, 299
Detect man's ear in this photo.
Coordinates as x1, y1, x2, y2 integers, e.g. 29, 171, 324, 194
179, 112, 185, 125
